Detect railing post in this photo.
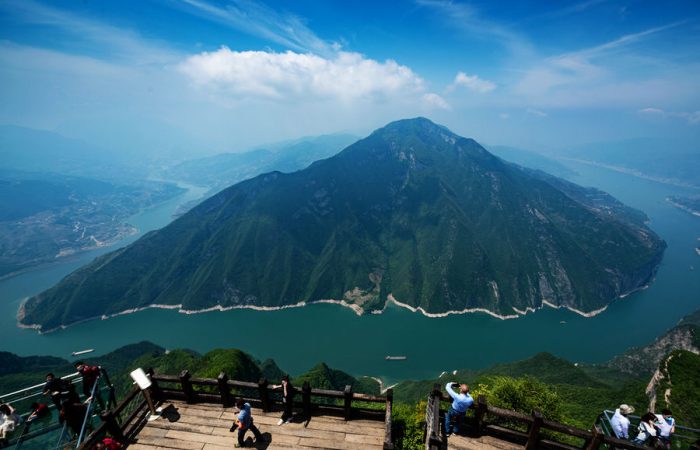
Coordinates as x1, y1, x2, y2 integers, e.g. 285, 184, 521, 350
302, 381, 312, 419
217, 372, 233, 407
475, 395, 488, 437
179, 370, 195, 404
525, 410, 543, 450
100, 367, 118, 408
383, 388, 394, 450
343, 385, 353, 421
258, 378, 270, 412
146, 368, 162, 402
585, 424, 605, 450
429, 383, 444, 450
99, 409, 125, 441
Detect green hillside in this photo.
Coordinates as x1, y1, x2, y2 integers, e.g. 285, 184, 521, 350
21, 118, 665, 331
652, 350, 700, 428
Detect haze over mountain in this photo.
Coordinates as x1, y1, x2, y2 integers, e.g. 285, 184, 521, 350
556, 138, 700, 188
164, 134, 359, 191
20, 118, 665, 331
0, 125, 152, 181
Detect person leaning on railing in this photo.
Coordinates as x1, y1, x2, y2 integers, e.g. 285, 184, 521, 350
655, 409, 675, 449
0, 403, 22, 444
75, 361, 104, 409
444, 382, 474, 436
610, 404, 635, 439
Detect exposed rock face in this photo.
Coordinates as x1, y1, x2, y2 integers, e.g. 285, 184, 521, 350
610, 324, 699, 376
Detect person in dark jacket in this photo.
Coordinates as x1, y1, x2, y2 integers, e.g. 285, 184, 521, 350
59, 399, 87, 437
274, 375, 294, 425
74, 362, 104, 408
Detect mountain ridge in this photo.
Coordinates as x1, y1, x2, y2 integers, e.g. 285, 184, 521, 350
20, 118, 665, 331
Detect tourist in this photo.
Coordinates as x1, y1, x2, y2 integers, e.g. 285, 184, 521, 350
610, 404, 635, 439
27, 402, 50, 422
274, 375, 294, 425
59, 398, 88, 437
75, 361, 104, 408
43, 372, 67, 410
444, 382, 474, 436
631, 412, 658, 446
93, 436, 123, 449
231, 400, 263, 448
655, 409, 675, 448
0, 403, 21, 442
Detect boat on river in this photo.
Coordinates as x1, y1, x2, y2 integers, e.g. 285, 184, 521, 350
385, 356, 407, 361
71, 349, 94, 356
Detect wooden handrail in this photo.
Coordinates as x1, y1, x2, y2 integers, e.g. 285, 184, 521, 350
150, 373, 387, 404
435, 393, 654, 450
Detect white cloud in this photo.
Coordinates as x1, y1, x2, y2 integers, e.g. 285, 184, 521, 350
638, 107, 700, 124
512, 22, 695, 109
422, 93, 451, 110
450, 72, 496, 93
175, 0, 337, 56
526, 108, 548, 117
638, 107, 665, 115
179, 47, 433, 103
2, 0, 178, 65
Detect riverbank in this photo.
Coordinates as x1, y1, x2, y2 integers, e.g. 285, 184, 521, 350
19, 279, 656, 334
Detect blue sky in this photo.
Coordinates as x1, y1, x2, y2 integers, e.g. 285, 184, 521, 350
1, 0, 699, 156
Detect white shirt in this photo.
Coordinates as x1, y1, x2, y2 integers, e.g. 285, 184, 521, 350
655, 414, 675, 438
610, 409, 631, 439
635, 421, 657, 442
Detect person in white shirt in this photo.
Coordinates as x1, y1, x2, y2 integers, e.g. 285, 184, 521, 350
610, 404, 635, 439
632, 412, 658, 445
0, 403, 21, 442
655, 409, 675, 448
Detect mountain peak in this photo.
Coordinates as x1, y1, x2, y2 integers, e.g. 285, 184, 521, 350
372, 117, 455, 138
21, 118, 665, 331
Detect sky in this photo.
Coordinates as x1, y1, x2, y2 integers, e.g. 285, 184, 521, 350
1, 0, 699, 158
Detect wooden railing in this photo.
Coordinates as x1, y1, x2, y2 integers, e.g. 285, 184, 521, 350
425, 384, 445, 450
79, 369, 394, 449
428, 392, 656, 450
78, 384, 148, 449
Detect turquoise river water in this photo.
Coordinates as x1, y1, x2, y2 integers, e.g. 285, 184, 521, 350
1, 165, 698, 384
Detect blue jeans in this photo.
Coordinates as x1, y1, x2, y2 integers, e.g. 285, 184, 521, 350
445, 406, 466, 434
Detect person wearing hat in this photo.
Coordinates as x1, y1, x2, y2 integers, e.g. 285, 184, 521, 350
610, 404, 635, 439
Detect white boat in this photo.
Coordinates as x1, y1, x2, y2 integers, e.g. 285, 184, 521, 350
385, 356, 407, 361
71, 349, 95, 356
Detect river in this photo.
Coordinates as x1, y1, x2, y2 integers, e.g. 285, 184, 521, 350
1, 166, 698, 384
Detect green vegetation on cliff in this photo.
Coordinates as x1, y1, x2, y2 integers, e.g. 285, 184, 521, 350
22, 118, 665, 331
652, 350, 700, 429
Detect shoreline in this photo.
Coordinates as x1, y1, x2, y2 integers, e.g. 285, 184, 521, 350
561, 158, 700, 190
666, 198, 700, 218
19, 283, 646, 334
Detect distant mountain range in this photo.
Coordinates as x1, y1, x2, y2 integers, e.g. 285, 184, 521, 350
163, 134, 359, 193
486, 145, 577, 180
558, 138, 700, 188
20, 118, 665, 331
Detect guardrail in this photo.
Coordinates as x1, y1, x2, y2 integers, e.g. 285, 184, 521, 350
77, 368, 394, 449
1, 369, 116, 450
424, 390, 690, 450
597, 410, 700, 447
